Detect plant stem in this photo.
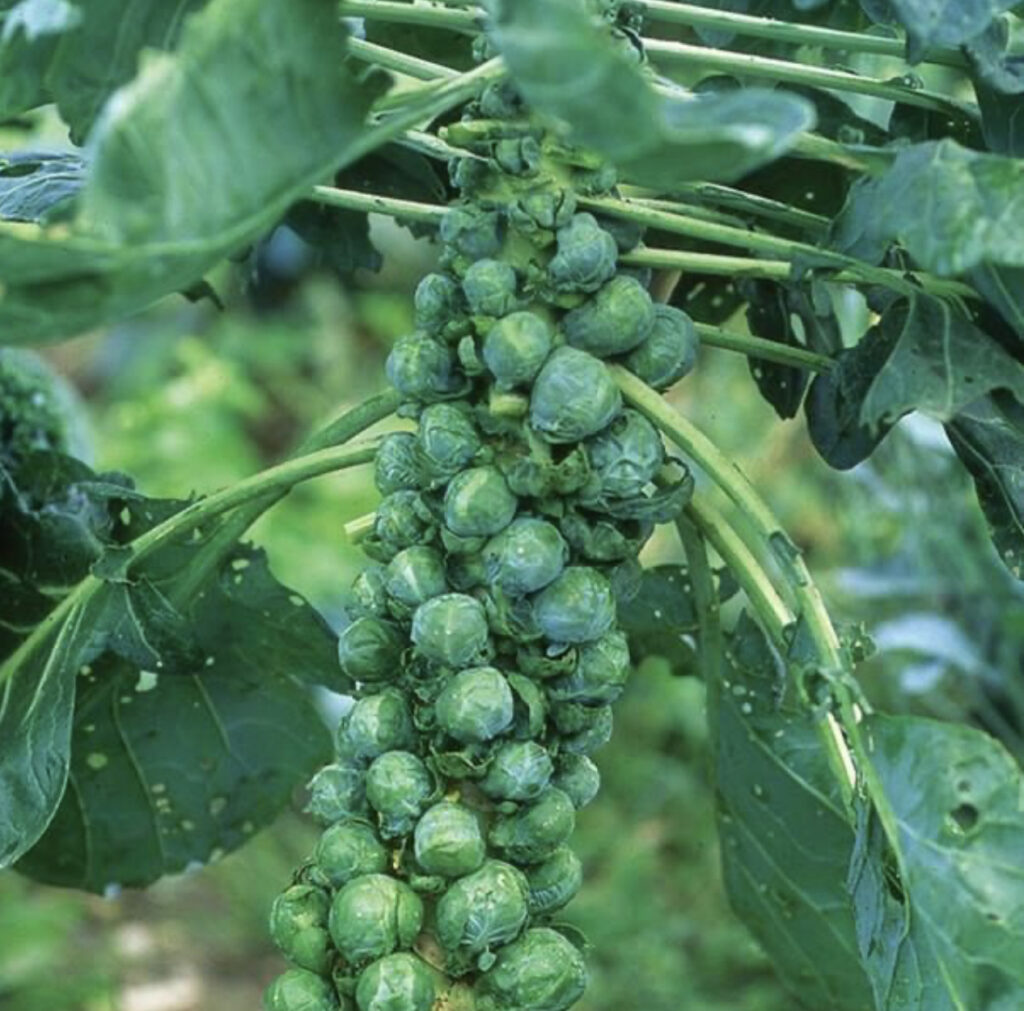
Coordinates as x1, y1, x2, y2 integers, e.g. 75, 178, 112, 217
347, 36, 459, 80
298, 389, 403, 454
621, 246, 978, 301
310, 186, 447, 224
636, 0, 971, 69
643, 37, 971, 114
341, 0, 479, 32
694, 322, 833, 372
344, 512, 377, 544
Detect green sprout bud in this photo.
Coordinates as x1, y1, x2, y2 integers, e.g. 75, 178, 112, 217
547, 213, 618, 293
482, 518, 568, 597
482, 312, 553, 391
337, 617, 405, 685
328, 873, 424, 966
374, 433, 422, 496
365, 751, 435, 838
549, 630, 630, 705
479, 741, 554, 802
488, 788, 576, 865
436, 860, 529, 955
417, 404, 481, 482
440, 205, 504, 260
462, 258, 519, 317
584, 409, 664, 500
558, 705, 614, 756
444, 466, 517, 538
386, 334, 465, 402
529, 347, 622, 444
340, 689, 416, 761
413, 802, 486, 877
313, 821, 389, 889
477, 928, 588, 1011
356, 953, 436, 1011
532, 567, 616, 644
269, 884, 332, 974
349, 566, 389, 619
306, 761, 368, 824
551, 754, 601, 810
436, 667, 515, 744
385, 546, 448, 617
622, 303, 698, 391
524, 847, 584, 915
372, 491, 433, 557
414, 273, 464, 332
411, 594, 490, 667
264, 968, 338, 1011
513, 188, 577, 232
563, 275, 655, 357
479, 80, 523, 120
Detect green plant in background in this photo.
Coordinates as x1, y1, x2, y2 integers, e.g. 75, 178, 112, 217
3, 1, 1024, 1010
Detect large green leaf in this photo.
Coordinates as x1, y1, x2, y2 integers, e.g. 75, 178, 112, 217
886, 0, 1015, 57
0, 151, 84, 223
0, 0, 378, 345
831, 140, 1024, 276
850, 714, 1024, 1010
617, 564, 699, 673
0, 0, 79, 121
487, 0, 815, 186
715, 614, 875, 1010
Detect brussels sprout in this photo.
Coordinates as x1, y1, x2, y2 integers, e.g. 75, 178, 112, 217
374, 432, 422, 495
513, 188, 577, 232
328, 873, 424, 965
563, 275, 655, 357
482, 518, 568, 596
436, 666, 515, 744
356, 953, 436, 1011
417, 404, 481, 482
549, 630, 630, 705
385, 547, 448, 617
414, 272, 463, 332
349, 566, 389, 619
560, 511, 653, 563
443, 466, 517, 538
477, 928, 588, 1011
337, 617, 405, 685
365, 751, 435, 837
506, 672, 547, 740
386, 333, 465, 402
0, 348, 71, 463
595, 214, 645, 253
462, 258, 519, 317
482, 312, 553, 390
479, 80, 523, 120
495, 136, 542, 176
524, 846, 583, 915
264, 968, 338, 1011
621, 303, 699, 391
529, 347, 622, 444
411, 594, 490, 667
532, 567, 616, 644
371, 491, 433, 558
488, 788, 576, 865
479, 741, 554, 802
341, 689, 416, 761
440, 205, 504, 260
558, 705, 614, 756
515, 643, 577, 681
306, 760, 368, 824
313, 821, 389, 889
584, 409, 664, 500
436, 860, 529, 955
413, 802, 486, 877
269, 884, 332, 974
547, 213, 618, 293
551, 754, 601, 810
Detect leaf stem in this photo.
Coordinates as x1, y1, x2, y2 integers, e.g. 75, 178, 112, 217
347, 36, 459, 80
643, 37, 972, 114
694, 322, 833, 372
341, 0, 480, 32
310, 185, 447, 224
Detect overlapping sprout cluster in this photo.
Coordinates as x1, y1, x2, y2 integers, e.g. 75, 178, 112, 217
264, 63, 699, 1011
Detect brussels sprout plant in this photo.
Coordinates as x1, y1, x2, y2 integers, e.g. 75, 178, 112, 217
4, 4, 1024, 1011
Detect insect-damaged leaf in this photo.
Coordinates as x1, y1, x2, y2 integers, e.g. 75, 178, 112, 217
617, 564, 699, 672
0, 151, 85, 224
486, 0, 815, 187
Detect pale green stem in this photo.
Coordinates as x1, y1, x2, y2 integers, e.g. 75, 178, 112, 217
694, 323, 833, 373
341, 0, 479, 32
344, 512, 377, 544
347, 36, 459, 80
310, 185, 447, 224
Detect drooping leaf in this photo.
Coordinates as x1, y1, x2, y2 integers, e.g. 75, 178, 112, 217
849, 714, 1024, 1010
0, 151, 85, 223
946, 392, 1024, 579
487, 0, 815, 186
884, 0, 1015, 58
965, 20, 1024, 155
831, 140, 1024, 276
0, 0, 380, 345
715, 613, 875, 1010
617, 564, 699, 673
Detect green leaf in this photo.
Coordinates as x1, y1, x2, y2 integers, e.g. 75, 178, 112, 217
946, 392, 1024, 579
0, 0, 379, 345
487, 0, 815, 186
831, 140, 1024, 276
849, 714, 1024, 1010
885, 0, 1015, 57
0, 151, 84, 223
617, 564, 699, 673
715, 614, 875, 1010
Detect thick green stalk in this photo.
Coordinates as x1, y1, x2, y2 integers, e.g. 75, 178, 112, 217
694, 323, 833, 373
347, 36, 459, 80
341, 0, 479, 31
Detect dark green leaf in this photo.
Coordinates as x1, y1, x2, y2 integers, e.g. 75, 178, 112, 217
488, 0, 815, 186
965, 20, 1024, 154
0, 151, 85, 223
617, 564, 699, 673
946, 392, 1024, 579
966, 262, 1024, 344
885, 0, 1015, 57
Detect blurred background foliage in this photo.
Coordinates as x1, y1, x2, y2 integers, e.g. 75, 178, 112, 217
2, 209, 1022, 1011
